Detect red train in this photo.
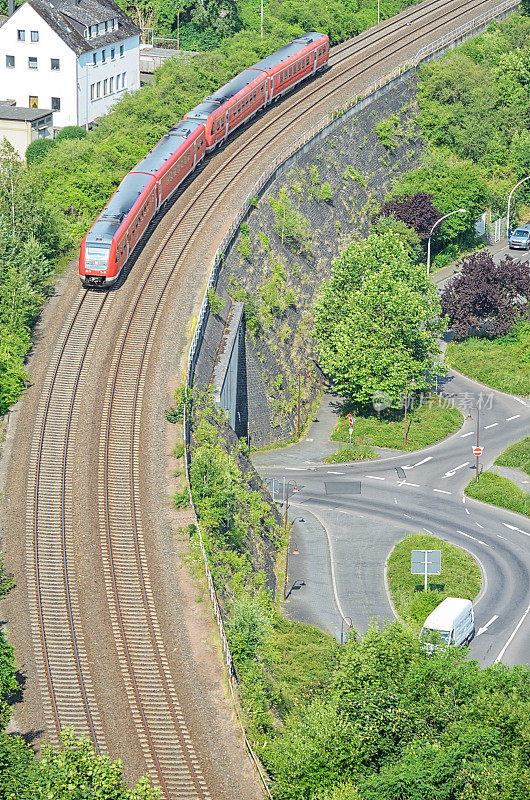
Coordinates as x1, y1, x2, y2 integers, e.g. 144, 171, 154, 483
79, 32, 329, 286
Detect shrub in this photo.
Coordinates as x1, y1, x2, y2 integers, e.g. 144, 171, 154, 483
25, 138, 56, 165
54, 126, 88, 142
207, 288, 224, 314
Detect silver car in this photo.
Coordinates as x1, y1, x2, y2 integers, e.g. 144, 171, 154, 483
509, 225, 530, 250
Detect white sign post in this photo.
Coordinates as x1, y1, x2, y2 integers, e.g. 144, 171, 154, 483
411, 549, 441, 592
348, 416, 355, 444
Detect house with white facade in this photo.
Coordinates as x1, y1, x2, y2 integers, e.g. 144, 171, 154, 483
0, 0, 140, 130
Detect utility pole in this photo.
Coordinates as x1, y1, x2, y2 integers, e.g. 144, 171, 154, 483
403, 379, 416, 447
475, 404, 480, 484
260, 0, 263, 38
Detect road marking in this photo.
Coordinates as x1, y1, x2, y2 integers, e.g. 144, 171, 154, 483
365, 475, 385, 480
506, 414, 520, 421
461, 431, 474, 438
463, 495, 466, 504
494, 602, 530, 663
285, 467, 307, 471
476, 615, 499, 636
394, 498, 398, 504
484, 422, 498, 429
497, 534, 507, 540
443, 461, 469, 477
502, 522, 530, 538
403, 513, 412, 519
402, 456, 433, 469
475, 522, 484, 529
327, 471, 344, 475
456, 530, 478, 541
398, 481, 420, 487
424, 528, 434, 535
514, 397, 528, 406
465, 508, 470, 514
433, 488, 452, 494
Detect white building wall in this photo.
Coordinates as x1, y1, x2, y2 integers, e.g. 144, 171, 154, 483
0, 4, 77, 127
78, 35, 140, 128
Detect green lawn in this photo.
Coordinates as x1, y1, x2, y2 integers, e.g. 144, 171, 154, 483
465, 472, 530, 518
387, 533, 482, 632
494, 436, 530, 476
445, 323, 530, 395
331, 394, 463, 452
325, 441, 377, 463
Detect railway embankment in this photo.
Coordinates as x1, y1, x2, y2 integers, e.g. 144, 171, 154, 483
193, 73, 424, 449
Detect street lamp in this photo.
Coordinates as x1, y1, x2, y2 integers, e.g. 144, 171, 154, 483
403, 378, 416, 447
426, 209, 467, 276
468, 406, 480, 484
506, 175, 530, 241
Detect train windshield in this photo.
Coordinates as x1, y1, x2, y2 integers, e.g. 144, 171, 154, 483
85, 244, 110, 264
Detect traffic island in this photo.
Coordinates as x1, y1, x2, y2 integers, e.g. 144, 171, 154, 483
386, 533, 481, 632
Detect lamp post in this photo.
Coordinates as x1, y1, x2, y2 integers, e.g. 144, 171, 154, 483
506, 175, 530, 241
341, 616, 353, 646
283, 533, 299, 601
468, 406, 480, 484
426, 209, 467, 276
260, 0, 263, 38
403, 378, 416, 447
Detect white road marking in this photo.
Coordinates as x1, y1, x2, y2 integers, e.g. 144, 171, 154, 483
494, 602, 530, 663
398, 481, 420, 487
463, 495, 466, 504
476, 615, 499, 636
465, 508, 470, 515
457, 530, 478, 541
433, 488, 452, 494
394, 498, 398, 504
484, 422, 498, 429
506, 414, 520, 421
502, 522, 530, 538
402, 456, 433, 469
365, 475, 385, 480
286, 467, 307, 471
496, 534, 507, 540
403, 513, 412, 519
424, 528, 434, 535
443, 462, 469, 477
327, 471, 344, 474
514, 397, 528, 406
475, 522, 484, 529
461, 431, 474, 438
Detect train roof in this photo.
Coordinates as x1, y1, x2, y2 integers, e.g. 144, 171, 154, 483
251, 32, 326, 71
207, 68, 263, 104
95, 172, 153, 230
132, 121, 202, 176
186, 100, 222, 122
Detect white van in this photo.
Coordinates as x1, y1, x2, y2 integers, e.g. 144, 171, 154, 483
420, 597, 475, 650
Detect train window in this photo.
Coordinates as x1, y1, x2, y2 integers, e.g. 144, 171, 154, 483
279, 74, 283, 83
261, 85, 264, 93
210, 123, 214, 135
289, 67, 292, 76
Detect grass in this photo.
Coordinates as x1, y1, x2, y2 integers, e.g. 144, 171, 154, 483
465, 472, 529, 518
325, 440, 377, 463
445, 323, 530, 395
331, 394, 463, 452
387, 533, 482, 632
494, 436, 530, 477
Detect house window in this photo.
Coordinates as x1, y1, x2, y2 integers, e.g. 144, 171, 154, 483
29, 95, 38, 108
90, 83, 95, 100
109, 76, 113, 92
51, 58, 60, 70
51, 97, 60, 111
28, 56, 37, 69
104, 20, 108, 31
93, 52, 96, 65
111, 47, 115, 59
102, 49, 106, 62
96, 81, 101, 98
120, 44, 124, 57
122, 72, 126, 88
6, 55, 15, 68
116, 74, 120, 90
103, 78, 108, 94
17, 29, 25, 41
31, 30, 39, 42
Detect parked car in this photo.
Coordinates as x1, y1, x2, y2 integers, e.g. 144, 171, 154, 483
420, 597, 475, 650
509, 224, 530, 250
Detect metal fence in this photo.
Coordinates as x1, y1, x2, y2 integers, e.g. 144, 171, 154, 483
181, 1, 519, 792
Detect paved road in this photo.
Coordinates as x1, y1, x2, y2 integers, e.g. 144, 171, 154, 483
253, 240, 530, 667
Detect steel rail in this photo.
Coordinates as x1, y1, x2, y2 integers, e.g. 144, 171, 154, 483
31, 290, 108, 746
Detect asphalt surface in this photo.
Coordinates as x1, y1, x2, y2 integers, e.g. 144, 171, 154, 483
253, 240, 530, 668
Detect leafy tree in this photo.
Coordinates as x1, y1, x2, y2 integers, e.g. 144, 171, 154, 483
313, 231, 446, 406
441, 251, 530, 339
192, 0, 242, 36
522, 0, 530, 15
370, 216, 422, 264
372, 192, 441, 241
25, 138, 56, 166
54, 126, 88, 142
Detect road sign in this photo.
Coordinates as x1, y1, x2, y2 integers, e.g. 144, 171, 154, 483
473, 446, 483, 457
348, 416, 355, 428
411, 549, 441, 592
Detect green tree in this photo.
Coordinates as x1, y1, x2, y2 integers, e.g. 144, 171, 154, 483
25, 138, 56, 166
313, 231, 446, 406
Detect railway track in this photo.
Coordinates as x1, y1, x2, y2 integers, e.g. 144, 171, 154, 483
20, 2, 515, 798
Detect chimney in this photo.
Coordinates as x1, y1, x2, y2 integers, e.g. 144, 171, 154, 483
8, 0, 15, 16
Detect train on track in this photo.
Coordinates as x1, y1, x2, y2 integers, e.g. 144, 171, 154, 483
79, 31, 330, 287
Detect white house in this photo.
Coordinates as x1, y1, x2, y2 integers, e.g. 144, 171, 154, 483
0, 0, 140, 130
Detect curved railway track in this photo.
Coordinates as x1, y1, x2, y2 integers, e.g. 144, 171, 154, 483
20, 2, 514, 798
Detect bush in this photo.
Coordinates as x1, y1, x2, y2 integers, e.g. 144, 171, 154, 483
54, 126, 88, 142
207, 288, 224, 314
25, 138, 56, 164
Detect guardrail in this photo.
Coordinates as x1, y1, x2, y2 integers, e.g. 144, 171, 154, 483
182, 1, 519, 793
